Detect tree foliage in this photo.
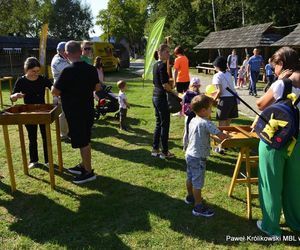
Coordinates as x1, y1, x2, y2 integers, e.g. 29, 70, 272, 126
48, 0, 93, 40
0, 0, 93, 40
96, 0, 147, 46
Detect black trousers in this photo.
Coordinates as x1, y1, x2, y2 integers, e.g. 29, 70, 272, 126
25, 124, 48, 163
152, 96, 170, 154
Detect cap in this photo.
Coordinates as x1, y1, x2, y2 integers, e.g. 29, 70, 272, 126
56, 42, 66, 51
190, 77, 201, 86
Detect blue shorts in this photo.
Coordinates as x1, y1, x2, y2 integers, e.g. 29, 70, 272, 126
186, 154, 206, 189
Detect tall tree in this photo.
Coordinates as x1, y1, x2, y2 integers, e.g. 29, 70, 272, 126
95, 0, 147, 47
48, 0, 93, 40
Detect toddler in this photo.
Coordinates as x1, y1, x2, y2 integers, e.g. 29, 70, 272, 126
117, 80, 130, 131
182, 77, 201, 150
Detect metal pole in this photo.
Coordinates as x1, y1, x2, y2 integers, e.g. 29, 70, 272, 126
212, 0, 221, 55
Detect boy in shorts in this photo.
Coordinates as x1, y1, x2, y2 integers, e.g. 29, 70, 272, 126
184, 94, 228, 217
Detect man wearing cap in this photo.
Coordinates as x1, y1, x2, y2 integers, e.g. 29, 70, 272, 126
51, 42, 70, 140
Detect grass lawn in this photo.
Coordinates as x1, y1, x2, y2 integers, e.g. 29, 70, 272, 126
0, 69, 299, 249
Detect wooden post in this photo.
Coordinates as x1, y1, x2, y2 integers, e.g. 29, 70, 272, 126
228, 148, 243, 197
18, 124, 28, 175
45, 124, 55, 189
2, 125, 16, 191
0, 78, 3, 109
55, 118, 63, 173
245, 147, 252, 219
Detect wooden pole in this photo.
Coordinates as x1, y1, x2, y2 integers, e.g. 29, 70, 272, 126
55, 118, 63, 173
18, 124, 28, 175
45, 124, 55, 189
2, 125, 16, 191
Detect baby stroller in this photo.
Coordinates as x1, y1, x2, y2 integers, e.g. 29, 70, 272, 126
94, 84, 119, 120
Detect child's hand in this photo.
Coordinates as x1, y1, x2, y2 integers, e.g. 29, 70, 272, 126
217, 131, 229, 141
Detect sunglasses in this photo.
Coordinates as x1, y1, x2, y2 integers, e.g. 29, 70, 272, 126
84, 47, 92, 51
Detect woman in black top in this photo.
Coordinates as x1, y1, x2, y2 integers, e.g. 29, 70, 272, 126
151, 44, 174, 159
10, 57, 52, 168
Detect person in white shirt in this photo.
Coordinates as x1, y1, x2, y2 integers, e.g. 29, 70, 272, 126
51, 42, 70, 140
227, 49, 238, 86
117, 80, 130, 131
212, 56, 239, 126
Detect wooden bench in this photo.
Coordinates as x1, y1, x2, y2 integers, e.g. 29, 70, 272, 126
196, 65, 216, 74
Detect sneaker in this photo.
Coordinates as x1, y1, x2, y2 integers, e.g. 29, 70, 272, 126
67, 164, 85, 175
28, 162, 38, 169
159, 151, 175, 159
184, 195, 195, 205
73, 170, 96, 184
192, 203, 214, 217
151, 149, 160, 157
214, 147, 225, 155
60, 135, 71, 142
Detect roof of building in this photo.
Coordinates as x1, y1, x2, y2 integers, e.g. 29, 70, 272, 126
0, 35, 62, 49
271, 23, 300, 47
194, 22, 283, 49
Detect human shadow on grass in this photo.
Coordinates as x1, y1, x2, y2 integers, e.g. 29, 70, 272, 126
2, 177, 297, 248
92, 121, 180, 151
91, 140, 186, 171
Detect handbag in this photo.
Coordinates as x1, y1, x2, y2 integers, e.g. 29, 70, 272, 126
166, 92, 182, 113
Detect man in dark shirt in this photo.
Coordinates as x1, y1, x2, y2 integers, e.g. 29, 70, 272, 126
51, 40, 101, 184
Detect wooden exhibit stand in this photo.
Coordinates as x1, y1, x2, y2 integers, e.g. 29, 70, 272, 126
0, 104, 63, 191
212, 126, 259, 219
0, 76, 13, 108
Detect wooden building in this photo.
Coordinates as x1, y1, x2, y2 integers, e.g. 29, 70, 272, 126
0, 36, 62, 77
271, 23, 300, 54
193, 23, 283, 64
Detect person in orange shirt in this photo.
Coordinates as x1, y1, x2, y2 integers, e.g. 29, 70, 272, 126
174, 46, 190, 94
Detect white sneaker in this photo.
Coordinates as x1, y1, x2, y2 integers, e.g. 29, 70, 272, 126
28, 162, 38, 169
151, 149, 160, 157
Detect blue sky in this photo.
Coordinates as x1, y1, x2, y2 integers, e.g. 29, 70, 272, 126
84, 0, 109, 36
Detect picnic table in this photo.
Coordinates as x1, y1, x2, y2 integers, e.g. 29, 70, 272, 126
196, 63, 216, 74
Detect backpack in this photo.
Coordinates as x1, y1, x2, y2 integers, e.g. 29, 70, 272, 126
255, 78, 300, 150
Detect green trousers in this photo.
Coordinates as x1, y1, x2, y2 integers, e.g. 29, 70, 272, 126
258, 136, 300, 236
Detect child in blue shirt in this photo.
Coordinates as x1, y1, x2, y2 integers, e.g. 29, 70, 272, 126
263, 58, 275, 92
184, 94, 228, 217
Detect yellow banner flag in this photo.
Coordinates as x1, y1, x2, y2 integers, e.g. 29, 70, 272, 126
39, 23, 49, 75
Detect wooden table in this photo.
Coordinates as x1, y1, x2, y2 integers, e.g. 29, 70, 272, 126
0, 76, 13, 108
212, 126, 259, 219
0, 104, 63, 191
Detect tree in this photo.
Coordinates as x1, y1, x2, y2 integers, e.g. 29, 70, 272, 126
95, 0, 147, 49
48, 0, 93, 40
0, 0, 93, 39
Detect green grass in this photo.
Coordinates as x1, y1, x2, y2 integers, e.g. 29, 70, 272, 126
0, 70, 299, 249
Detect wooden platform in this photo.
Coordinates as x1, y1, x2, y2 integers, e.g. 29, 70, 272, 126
0, 104, 63, 192
212, 125, 259, 219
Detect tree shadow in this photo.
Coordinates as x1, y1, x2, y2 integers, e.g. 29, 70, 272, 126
2, 176, 292, 248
